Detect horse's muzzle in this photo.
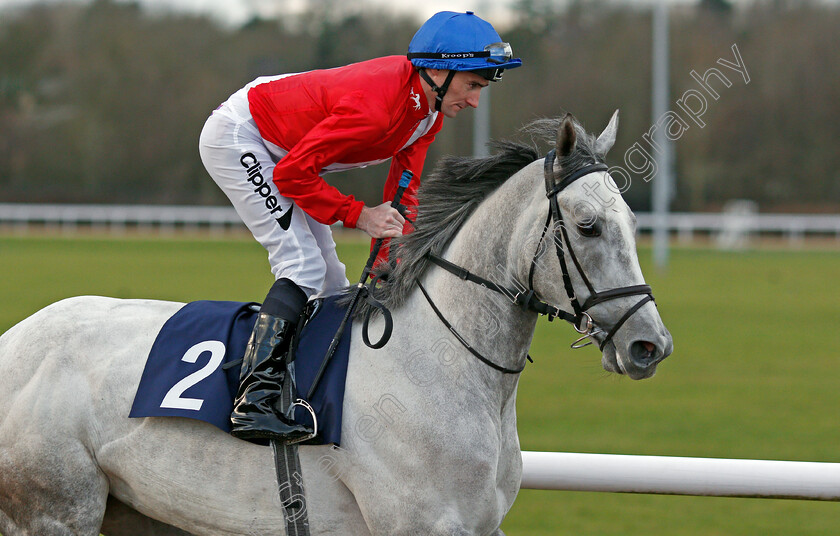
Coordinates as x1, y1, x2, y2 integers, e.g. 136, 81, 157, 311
602, 331, 673, 380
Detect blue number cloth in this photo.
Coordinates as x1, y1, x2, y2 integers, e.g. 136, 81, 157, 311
130, 297, 352, 446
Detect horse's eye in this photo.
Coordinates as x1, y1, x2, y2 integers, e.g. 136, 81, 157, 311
577, 222, 601, 238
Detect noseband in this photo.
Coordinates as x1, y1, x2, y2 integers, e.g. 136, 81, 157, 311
417, 150, 655, 374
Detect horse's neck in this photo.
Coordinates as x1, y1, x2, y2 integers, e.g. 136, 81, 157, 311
422, 169, 541, 388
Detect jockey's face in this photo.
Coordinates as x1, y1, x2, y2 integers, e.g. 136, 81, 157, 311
423, 69, 489, 119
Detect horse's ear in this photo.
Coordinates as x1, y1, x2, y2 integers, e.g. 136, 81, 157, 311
557, 113, 577, 157
595, 109, 619, 157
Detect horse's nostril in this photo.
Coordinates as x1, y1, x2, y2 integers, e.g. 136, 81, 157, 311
630, 340, 658, 366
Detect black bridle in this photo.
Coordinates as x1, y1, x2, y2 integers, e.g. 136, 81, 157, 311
539, 149, 654, 350
416, 149, 655, 374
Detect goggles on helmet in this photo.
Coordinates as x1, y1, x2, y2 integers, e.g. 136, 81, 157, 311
484, 42, 513, 64
407, 42, 514, 66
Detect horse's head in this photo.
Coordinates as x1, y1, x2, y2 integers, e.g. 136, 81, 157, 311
528, 111, 673, 379
368, 111, 671, 379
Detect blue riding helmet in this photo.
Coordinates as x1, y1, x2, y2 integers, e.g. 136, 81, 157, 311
408, 11, 523, 79
407, 11, 522, 112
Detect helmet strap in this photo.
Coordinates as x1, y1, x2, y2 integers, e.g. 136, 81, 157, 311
418, 68, 457, 113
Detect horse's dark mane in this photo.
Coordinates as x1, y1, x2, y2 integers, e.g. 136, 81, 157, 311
350, 115, 603, 316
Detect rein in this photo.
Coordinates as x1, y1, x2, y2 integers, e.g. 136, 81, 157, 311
416, 149, 655, 374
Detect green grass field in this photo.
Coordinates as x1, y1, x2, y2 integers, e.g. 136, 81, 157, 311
1, 233, 839, 535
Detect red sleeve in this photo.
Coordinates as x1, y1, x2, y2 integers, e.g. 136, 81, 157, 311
373, 114, 443, 268
269, 91, 386, 228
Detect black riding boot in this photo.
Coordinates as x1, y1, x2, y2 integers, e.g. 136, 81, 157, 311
230, 278, 313, 442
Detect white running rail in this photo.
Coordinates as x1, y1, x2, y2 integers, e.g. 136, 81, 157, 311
0, 203, 244, 232
520, 451, 840, 501
2, 204, 839, 241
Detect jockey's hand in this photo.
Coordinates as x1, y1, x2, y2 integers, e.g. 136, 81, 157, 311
356, 202, 406, 239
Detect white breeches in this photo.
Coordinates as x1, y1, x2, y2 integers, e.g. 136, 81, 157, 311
198, 88, 349, 297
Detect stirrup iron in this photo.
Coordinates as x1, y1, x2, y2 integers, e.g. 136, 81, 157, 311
284, 399, 318, 445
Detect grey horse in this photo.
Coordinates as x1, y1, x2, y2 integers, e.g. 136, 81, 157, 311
0, 113, 672, 535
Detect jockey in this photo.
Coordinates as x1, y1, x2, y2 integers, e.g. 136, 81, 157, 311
199, 11, 521, 443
